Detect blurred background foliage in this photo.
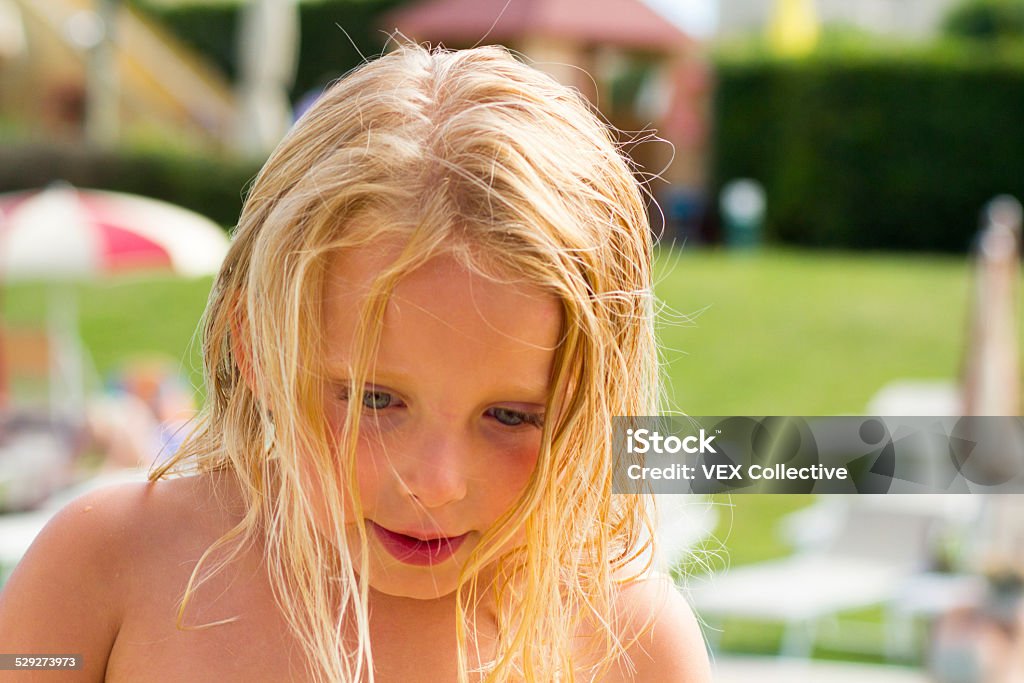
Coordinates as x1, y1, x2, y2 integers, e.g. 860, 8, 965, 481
711, 47, 1024, 251
0, 144, 259, 227
942, 0, 1024, 42
4, 0, 1023, 253
129, 0, 406, 100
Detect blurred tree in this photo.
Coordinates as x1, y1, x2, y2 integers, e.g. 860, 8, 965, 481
133, 0, 405, 103
942, 0, 1024, 42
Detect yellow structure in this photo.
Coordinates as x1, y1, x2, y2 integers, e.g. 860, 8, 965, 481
0, 0, 235, 149
768, 0, 820, 57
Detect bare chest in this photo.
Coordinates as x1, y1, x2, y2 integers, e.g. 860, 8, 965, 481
103, 552, 484, 682
104, 548, 305, 681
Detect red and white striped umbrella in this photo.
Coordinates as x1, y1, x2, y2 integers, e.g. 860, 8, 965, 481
0, 184, 230, 280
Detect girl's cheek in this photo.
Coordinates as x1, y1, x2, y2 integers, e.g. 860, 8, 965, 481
294, 442, 363, 541
320, 399, 366, 518
352, 441, 384, 513
295, 456, 332, 536
486, 436, 543, 508
499, 431, 543, 474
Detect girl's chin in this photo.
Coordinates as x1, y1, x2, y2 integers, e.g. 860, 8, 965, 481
367, 572, 462, 600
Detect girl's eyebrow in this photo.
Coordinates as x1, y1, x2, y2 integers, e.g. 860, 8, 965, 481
325, 367, 550, 403
496, 384, 551, 404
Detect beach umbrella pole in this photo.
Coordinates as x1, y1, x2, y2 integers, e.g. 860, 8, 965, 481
46, 285, 86, 425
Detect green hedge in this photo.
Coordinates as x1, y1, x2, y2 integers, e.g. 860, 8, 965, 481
712, 49, 1024, 251
137, 0, 406, 101
942, 0, 1024, 42
0, 144, 261, 228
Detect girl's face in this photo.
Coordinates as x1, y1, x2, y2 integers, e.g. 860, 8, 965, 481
318, 243, 561, 600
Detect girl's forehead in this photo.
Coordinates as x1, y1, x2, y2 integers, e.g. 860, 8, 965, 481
321, 244, 562, 370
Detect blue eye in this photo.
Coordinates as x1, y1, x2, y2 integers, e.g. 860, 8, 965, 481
489, 407, 544, 428
363, 390, 393, 410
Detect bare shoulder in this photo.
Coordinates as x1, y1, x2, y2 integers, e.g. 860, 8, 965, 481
0, 471, 242, 682
604, 575, 712, 683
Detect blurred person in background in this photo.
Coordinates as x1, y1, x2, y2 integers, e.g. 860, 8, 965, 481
85, 356, 195, 470
930, 496, 1024, 683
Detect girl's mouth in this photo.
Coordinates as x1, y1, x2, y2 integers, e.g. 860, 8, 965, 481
368, 521, 470, 566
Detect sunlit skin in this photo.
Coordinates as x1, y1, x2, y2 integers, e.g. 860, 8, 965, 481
318, 243, 562, 600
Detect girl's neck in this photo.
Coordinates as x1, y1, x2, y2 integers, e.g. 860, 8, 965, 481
363, 586, 501, 681
368, 586, 459, 618
366, 582, 499, 627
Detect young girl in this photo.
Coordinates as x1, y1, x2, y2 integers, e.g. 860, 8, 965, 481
0, 44, 710, 682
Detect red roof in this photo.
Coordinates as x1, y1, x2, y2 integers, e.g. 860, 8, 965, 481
384, 0, 693, 53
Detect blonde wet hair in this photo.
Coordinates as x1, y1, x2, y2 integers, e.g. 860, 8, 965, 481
155, 43, 659, 681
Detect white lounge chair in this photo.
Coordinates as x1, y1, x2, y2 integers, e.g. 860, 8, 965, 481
687, 495, 977, 660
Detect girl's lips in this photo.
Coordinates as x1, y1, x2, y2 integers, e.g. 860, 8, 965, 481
368, 521, 470, 566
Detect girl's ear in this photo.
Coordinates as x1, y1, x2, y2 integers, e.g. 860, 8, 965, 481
230, 301, 259, 398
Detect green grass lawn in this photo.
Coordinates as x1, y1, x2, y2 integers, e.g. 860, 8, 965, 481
654, 246, 984, 415
2, 274, 212, 396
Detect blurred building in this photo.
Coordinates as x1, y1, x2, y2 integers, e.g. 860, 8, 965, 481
0, 0, 234, 148
719, 0, 961, 40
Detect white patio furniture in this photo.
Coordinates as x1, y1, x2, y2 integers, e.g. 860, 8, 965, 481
687, 495, 979, 660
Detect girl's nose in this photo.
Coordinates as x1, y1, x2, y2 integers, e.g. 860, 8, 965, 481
397, 428, 469, 509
